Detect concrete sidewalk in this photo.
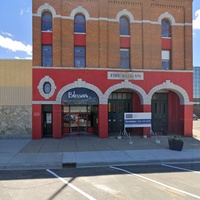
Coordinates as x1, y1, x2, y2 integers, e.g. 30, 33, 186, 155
0, 133, 200, 169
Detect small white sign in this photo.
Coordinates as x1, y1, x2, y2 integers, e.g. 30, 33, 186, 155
46, 113, 52, 124
108, 72, 144, 80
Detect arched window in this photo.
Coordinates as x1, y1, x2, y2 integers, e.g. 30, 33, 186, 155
74, 14, 85, 33
120, 17, 130, 35
161, 19, 171, 37
42, 11, 52, 31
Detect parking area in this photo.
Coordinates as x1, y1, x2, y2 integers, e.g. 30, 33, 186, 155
1, 162, 200, 200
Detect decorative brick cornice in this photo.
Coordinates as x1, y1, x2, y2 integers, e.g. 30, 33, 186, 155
108, 1, 141, 6
151, 3, 184, 10
33, 4, 191, 27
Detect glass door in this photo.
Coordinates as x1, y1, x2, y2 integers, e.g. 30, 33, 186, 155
63, 105, 92, 134
71, 113, 87, 132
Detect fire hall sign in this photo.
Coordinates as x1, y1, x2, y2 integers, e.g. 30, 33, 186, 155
107, 72, 144, 80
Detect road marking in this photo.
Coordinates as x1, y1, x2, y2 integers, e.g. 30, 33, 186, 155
109, 166, 200, 200
46, 169, 96, 200
162, 163, 200, 174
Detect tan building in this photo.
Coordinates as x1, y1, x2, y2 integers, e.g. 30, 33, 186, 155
0, 60, 32, 138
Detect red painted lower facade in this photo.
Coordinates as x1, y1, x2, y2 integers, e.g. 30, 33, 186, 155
32, 68, 193, 139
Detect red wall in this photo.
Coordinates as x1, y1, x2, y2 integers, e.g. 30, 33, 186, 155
53, 104, 62, 138
168, 91, 183, 134
120, 37, 130, 48
32, 68, 193, 137
32, 68, 193, 102
74, 34, 86, 46
42, 32, 52, 44
32, 104, 42, 139
162, 38, 171, 49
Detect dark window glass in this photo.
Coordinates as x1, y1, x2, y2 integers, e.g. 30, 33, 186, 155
120, 49, 130, 68
43, 82, 51, 94
74, 15, 85, 33
161, 19, 171, 37
42, 12, 52, 31
74, 46, 86, 67
42, 45, 52, 66
120, 17, 129, 35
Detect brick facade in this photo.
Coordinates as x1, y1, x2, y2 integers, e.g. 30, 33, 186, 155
32, 0, 193, 139
33, 0, 192, 70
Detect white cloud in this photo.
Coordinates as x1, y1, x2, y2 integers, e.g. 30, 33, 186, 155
193, 9, 200, 30
15, 56, 32, 60
1, 31, 13, 37
0, 35, 32, 56
20, 9, 24, 15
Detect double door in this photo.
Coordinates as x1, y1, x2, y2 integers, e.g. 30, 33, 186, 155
152, 99, 168, 134
70, 113, 87, 133
108, 100, 132, 133
63, 105, 94, 134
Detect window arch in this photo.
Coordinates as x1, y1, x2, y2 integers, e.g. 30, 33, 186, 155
120, 16, 130, 35
42, 11, 52, 31
74, 14, 86, 33
161, 19, 171, 37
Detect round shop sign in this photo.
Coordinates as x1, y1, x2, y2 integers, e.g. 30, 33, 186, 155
61, 88, 99, 105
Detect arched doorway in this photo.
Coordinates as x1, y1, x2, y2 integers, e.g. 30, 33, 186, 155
61, 88, 99, 135
151, 90, 183, 135
151, 92, 168, 134
108, 89, 143, 136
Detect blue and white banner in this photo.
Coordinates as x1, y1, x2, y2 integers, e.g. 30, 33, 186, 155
124, 112, 151, 128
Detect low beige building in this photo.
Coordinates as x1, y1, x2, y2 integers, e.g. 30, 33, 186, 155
0, 60, 32, 138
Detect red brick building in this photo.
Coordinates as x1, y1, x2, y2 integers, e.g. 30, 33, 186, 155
32, 0, 193, 139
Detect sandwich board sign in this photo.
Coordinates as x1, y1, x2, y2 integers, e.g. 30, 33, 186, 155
124, 112, 151, 128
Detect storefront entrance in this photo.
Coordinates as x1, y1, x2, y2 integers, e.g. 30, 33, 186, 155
152, 93, 168, 134
61, 88, 99, 135
108, 92, 132, 134
63, 105, 97, 134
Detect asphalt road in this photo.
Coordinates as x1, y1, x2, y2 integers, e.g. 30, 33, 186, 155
0, 162, 200, 200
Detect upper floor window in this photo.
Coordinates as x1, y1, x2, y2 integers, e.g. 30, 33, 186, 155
161, 19, 171, 37
120, 49, 130, 69
74, 14, 86, 33
162, 50, 171, 70
42, 12, 52, 31
42, 45, 52, 66
120, 17, 130, 35
74, 46, 86, 67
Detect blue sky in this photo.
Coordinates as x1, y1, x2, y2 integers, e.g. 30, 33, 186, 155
0, 0, 199, 66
